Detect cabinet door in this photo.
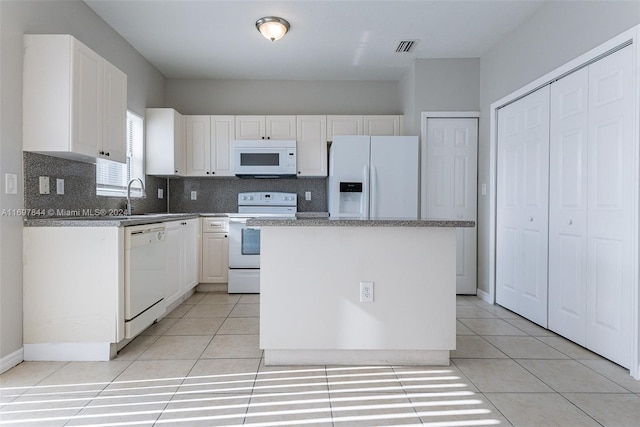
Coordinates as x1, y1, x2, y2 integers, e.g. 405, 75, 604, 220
585, 46, 633, 367
266, 115, 296, 139
327, 115, 363, 141
72, 39, 103, 158
235, 116, 265, 139
185, 116, 212, 176
145, 108, 184, 176
364, 115, 400, 136
183, 219, 199, 291
548, 68, 589, 346
211, 116, 235, 176
101, 61, 127, 163
164, 221, 183, 307
296, 115, 327, 177
496, 86, 550, 327
201, 233, 229, 283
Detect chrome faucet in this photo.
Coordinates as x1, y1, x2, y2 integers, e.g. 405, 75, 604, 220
126, 178, 146, 215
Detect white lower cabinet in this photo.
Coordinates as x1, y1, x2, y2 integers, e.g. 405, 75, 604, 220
23, 227, 125, 361
165, 218, 200, 307
201, 218, 229, 283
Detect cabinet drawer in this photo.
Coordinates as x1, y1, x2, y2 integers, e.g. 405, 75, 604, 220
202, 217, 229, 232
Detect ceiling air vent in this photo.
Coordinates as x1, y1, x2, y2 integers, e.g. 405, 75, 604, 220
395, 40, 418, 53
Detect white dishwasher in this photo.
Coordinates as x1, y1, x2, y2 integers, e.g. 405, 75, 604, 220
125, 224, 167, 339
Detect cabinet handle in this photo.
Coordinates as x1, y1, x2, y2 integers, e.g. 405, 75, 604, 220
206, 172, 210, 175
212, 171, 215, 175
267, 136, 270, 139
175, 170, 178, 173
99, 150, 105, 155
224, 235, 228, 238
261, 136, 265, 140
105, 152, 110, 157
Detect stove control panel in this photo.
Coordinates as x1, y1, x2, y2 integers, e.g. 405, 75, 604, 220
238, 192, 297, 207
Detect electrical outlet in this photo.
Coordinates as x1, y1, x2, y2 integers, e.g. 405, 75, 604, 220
158, 188, 164, 199
190, 191, 197, 200
360, 281, 374, 303
39, 176, 50, 194
305, 191, 311, 201
481, 183, 487, 196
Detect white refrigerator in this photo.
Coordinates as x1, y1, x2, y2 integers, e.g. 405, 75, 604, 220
328, 135, 419, 219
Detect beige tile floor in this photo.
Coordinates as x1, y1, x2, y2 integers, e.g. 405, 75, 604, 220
1, 293, 639, 426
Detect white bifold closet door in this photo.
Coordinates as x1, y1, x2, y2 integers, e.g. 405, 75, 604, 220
549, 45, 633, 368
496, 86, 550, 327
424, 118, 478, 294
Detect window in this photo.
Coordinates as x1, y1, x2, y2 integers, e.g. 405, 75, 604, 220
97, 111, 145, 197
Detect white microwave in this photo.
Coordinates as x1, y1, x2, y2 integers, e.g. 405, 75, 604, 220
233, 140, 297, 178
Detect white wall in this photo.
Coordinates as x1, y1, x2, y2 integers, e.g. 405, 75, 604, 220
403, 59, 480, 136
165, 79, 401, 115
476, 0, 640, 296
0, 0, 165, 370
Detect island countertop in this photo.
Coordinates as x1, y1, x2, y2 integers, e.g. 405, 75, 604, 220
247, 217, 475, 227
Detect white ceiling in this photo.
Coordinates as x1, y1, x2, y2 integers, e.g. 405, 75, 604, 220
84, 0, 548, 81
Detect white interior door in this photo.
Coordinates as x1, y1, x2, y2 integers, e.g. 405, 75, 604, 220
370, 136, 419, 219
585, 46, 633, 368
496, 86, 550, 327
424, 118, 478, 294
549, 67, 589, 345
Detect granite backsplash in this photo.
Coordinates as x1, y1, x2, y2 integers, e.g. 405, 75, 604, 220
23, 152, 167, 217
24, 152, 328, 216
168, 177, 328, 213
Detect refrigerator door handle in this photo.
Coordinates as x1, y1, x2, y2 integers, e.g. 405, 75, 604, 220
370, 164, 377, 218
363, 164, 369, 219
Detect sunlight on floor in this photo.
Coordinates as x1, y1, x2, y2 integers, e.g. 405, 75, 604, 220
0, 366, 504, 426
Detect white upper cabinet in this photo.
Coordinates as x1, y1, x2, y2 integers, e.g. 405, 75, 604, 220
296, 115, 327, 177
185, 115, 235, 176
23, 34, 127, 163
327, 115, 403, 141
327, 115, 363, 141
364, 115, 402, 136
146, 108, 185, 176
235, 115, 296, 140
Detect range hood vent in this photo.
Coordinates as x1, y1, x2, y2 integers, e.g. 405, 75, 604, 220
395, 40, 418, 53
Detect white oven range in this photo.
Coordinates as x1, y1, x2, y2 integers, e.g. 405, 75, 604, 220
228, 192, 297, 293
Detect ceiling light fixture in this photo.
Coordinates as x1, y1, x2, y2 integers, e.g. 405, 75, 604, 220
255, 16, 290, 42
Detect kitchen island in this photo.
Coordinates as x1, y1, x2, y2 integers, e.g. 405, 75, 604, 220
248, 217, 474, 366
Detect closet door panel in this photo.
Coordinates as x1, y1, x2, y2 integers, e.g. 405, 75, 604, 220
496, 86, 550, 327
549, 67, 588, 345
586, 46, 633, 368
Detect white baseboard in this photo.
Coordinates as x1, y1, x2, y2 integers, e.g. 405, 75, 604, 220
477, 288, 492, 304
0, 347, 24, 374
24, 343, 113, 361
264, 349, 450, 366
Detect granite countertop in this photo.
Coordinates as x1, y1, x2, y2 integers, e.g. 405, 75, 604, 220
247, 217, 475, 227
24, 213, 201, 227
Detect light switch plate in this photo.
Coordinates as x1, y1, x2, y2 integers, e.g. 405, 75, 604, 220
305, 191, 311, 201
5, 173, 17, 195
158, 189, 164, 199
190, 191, 197, 200
56, 179, 64, 195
